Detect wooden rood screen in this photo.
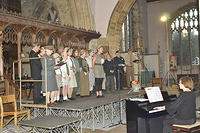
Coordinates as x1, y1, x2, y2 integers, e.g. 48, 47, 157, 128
0, 9, 101, 95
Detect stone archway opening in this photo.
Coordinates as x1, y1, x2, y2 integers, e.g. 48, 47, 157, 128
106, 0, 137, 56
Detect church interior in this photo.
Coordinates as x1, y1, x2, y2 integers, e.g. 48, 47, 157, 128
0, 0, 199, 132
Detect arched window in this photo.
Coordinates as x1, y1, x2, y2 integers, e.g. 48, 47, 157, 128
47, 6, 59, 24
121, 1, 141, 52
170, 8, 199, 68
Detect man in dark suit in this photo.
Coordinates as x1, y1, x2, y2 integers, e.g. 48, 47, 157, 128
113, 50, 125, 90
29, 43, 42, 104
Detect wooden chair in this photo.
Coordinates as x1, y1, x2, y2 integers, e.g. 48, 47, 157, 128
151, 78, 162, 89
0, 95, 30, 131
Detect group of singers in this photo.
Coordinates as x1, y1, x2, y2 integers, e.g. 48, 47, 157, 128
29, 43, 197, 132
29, 43, 138, 105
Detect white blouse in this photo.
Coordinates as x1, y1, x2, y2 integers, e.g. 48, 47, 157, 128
66, 57, 76, 76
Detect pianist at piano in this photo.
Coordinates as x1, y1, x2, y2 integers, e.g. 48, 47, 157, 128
162, 76, 196, 133
126, 76, 196, 133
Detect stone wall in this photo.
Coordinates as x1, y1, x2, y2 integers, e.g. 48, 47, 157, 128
21, 0, 94, 30
147, 0, 196, 77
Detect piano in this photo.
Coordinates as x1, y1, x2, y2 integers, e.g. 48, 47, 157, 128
126, 91, 176, 133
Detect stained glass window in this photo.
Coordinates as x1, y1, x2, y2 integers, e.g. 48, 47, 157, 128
171, 8, 199, 67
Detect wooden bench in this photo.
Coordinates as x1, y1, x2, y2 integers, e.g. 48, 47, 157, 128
18, 115, 82, 133
172, 120, 200, 133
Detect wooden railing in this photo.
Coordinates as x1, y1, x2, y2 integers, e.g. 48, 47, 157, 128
0, 80, 5, 95
2, 73, 19, 95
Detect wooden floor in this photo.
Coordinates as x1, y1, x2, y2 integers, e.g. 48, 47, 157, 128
83, 124, 126, 133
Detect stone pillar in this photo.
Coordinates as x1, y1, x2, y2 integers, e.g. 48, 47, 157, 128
69, 0, 79, 28
86, 0, 94, 30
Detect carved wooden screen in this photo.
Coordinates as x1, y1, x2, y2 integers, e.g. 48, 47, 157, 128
80, 39, 86, 49
61, 34, 69, 47
35, 31, 46, 46
21, 29, 32, 58
71, 37, 79, 49
3, 25, 17, 43
48, 32, 57, 48
21, 29, 32, 45
2, 25, 18, 73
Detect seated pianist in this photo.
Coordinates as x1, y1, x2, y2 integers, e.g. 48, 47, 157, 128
161, 76, 196, 133
126, 76, 196, 133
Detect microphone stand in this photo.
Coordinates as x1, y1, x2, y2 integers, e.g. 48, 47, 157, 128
109, 69, 123, 128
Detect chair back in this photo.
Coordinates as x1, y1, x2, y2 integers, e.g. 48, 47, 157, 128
0, 95, 17, 112
151, 78, 162, 89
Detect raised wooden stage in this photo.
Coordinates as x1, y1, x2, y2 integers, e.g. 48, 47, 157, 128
20, 90, 137, 133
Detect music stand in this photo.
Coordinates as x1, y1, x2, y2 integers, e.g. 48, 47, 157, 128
162, 70, 178, 89
109, 69, 124, 128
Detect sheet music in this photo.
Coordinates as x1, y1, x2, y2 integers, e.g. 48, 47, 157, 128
144, 87, 164, 103
129, 98, 149, 102
149, 108, 165, 113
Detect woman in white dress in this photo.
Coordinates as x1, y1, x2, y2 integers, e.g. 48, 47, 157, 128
60, 50, 70, 101
66, 48, 77, 100
53, 53, 62, 102
86, 50, 95, 92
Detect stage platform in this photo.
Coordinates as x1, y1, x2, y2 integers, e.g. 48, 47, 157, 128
19, 115, 81, 133
21, 90, 139, 132
50, 90, 135, 110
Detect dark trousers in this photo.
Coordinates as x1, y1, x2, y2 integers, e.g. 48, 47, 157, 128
115, 71, 124, 90
33, 76, 42, 104
95, 78, 104, 92
105, 75, 115, 92
163, 115, 196, 133
72, 72, 80, 98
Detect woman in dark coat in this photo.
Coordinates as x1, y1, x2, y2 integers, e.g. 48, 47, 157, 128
41, 45, 59, 105
162, 76, 196, 133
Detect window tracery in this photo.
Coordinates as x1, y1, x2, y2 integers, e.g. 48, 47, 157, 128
171, 8, 199, 67
35, 31, 46, 45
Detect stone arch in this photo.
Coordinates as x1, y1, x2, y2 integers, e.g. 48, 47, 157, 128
32, 1, 50, 19
168, 2, 198, 51
106, 0, 137, 55
32, 1, 60, 23
168, 2, 198, 68
169, 2, 197, 24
